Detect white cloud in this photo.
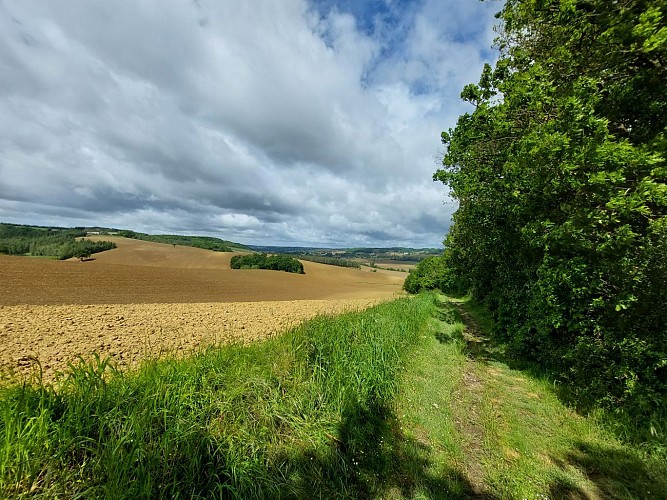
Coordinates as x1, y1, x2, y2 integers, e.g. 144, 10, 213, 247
0, 0, 500, 247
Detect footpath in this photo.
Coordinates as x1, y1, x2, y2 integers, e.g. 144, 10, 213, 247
390, 295, 666, 499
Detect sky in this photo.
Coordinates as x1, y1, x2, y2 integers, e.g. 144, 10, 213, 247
0, 0, 500, 248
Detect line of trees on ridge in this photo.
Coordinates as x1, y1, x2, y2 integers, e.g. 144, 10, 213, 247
297, 255, 361, 269
117, 230, 240, 252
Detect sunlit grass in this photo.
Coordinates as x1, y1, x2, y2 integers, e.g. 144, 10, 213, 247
2, 292, 664, 498
403, 295, 667, 499
0, 295, 437, 498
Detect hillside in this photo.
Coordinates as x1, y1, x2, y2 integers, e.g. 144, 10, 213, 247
0, 236, 405, 381
0, 223, 251, 256
1, 236, 405, 305
114, 230, 251, 252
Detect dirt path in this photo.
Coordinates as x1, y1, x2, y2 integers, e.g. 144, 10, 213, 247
449, 300, 491, 497
393, 296, 665, 498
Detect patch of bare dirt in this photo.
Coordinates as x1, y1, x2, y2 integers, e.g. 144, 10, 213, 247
0, 299, 378, 382
0, 237, 405, 383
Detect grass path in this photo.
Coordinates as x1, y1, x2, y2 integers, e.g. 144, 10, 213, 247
1, 293, 665, 498
393, 295, 667, 498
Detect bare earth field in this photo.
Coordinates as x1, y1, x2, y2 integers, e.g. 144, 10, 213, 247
0, 237, 405, 381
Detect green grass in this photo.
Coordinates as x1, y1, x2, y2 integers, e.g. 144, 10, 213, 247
2, 293, 665, 498
389, 296, 667, 498
0, 295, 437, 498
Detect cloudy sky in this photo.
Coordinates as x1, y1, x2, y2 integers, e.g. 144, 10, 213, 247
0, 0, 499, 247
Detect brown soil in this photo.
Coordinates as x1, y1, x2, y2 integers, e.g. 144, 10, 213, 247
1, 237, 405, 305
0, 237, 405, 382
0, 299, 377, 382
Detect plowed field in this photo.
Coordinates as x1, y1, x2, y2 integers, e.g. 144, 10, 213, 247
0, 237, 405, 381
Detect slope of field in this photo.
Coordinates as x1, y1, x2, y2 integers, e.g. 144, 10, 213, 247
1, 236, 404, 305
81, 235, 236, 269
0, 237, 405, 381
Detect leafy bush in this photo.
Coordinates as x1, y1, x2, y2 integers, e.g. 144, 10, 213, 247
230, 253, 304, 274
403, 256, 450, 294
433, 0, 667, 419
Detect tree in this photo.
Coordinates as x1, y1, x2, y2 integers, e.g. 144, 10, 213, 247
435, 0, 667, 417
403, 256, 449, 294
230, 253, 304, 274
74, 248, 91, 261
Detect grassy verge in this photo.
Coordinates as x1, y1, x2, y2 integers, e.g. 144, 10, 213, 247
391, 295, 667, 498
0, 295, 438, 498
2, 293, 664, 498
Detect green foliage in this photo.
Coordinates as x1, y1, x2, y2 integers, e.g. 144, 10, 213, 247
117, 230, 246, 252
57, 239, 116, 260
230, 253, 305, 274
434, 0, 667, 421
0, 295, 436, 498
0, 223, 116, 260
403, 255, 451, 294
297, 254, 361, 268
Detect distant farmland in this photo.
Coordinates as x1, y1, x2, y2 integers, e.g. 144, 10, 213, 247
0, 236, 405, 381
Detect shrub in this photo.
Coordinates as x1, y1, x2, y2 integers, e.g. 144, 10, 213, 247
403, 256, 449, 294
230, 253, 304, 274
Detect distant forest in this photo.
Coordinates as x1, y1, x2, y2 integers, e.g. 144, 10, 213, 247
296, 255, 360, 269
117, 230, 249, 253
0, 223, 115, 260
253, 246, 440, 262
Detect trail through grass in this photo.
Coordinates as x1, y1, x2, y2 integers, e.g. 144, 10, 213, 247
392, 295, 667, 498
0, 293, 665, 498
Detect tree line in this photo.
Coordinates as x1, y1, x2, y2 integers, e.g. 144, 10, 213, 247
297, 255, 361, 268
116, 230, 242, 252
409, 0, 666, 423
230, 253, 304, 274
0, 223, 116, 260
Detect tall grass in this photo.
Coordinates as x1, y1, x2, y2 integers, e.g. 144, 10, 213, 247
0, 295, 437, 498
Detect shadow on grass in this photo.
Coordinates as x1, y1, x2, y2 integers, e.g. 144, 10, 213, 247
286, 403, 495, 499
436, 300, 464, 327
434, 300, 468, 346
549, 442, 667, 499
437, 296, 667, 500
